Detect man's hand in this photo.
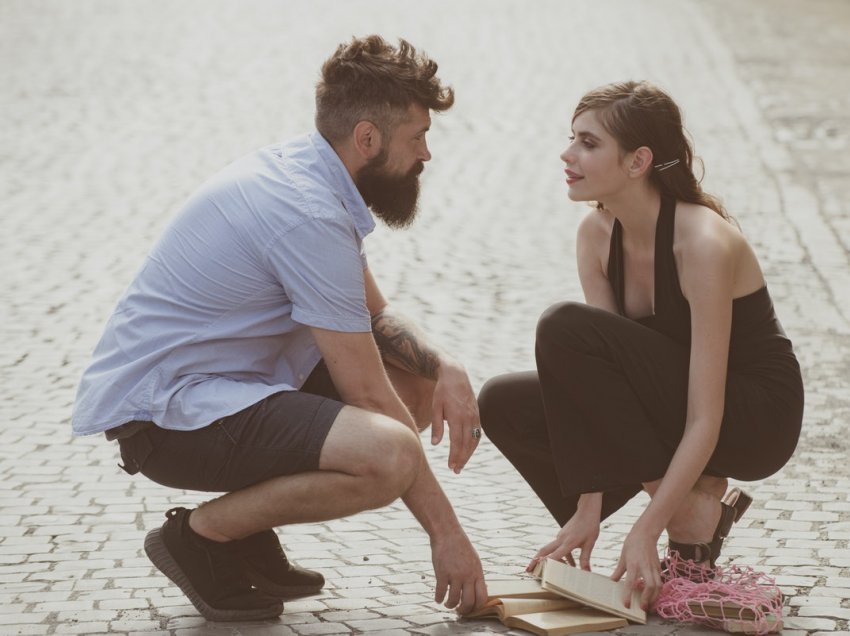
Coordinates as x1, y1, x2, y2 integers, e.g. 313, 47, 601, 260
431, 528, 487, 615
430, 361, 480, 473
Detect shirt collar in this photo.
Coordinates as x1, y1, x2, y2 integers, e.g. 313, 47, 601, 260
309, 131, 376, 240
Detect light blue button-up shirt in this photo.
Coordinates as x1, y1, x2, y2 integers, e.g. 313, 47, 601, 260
72, 132, 375, 436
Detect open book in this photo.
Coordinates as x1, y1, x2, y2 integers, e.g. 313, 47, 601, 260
535, 557, 647, 624
533, 558, 781, 634
466, 559, 781, 635
464, 575, 631, 635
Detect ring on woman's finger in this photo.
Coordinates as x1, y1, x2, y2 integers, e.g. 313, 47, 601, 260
471, 427, 481, 439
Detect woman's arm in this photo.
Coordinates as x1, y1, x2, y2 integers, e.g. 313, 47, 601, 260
639, 227, 735, 534
525, 211, 616, 570
576, 211, 619, 313
613, 223, 736, 608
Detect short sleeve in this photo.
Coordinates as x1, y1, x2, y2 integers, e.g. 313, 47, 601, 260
265, 217, 371, 332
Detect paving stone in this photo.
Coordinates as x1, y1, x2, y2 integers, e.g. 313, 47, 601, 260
346, 618, 413, 631
291, 623, 352, 635
783, 616, 838, 631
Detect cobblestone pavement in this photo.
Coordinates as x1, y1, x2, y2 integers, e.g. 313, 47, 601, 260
1, 1, 848, 634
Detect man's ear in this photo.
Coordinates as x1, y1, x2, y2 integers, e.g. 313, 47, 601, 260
352, 120, 383, 160
628, 146, 653, 178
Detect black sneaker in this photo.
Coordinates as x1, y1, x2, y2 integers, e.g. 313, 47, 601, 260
144, 508, 283, 622
233, 529, 325, 598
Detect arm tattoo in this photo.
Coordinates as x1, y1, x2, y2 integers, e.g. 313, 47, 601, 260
371, 309, 440, 380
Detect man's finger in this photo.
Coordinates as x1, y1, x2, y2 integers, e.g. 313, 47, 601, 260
475, 576, 488, 611
458, 408, 481, 472
457, 579, 477, 615
445, 578, 462, 609
431, 405, 444, 445
447, 414, 463, 473
455, 425, 477, 473
462, 409, 477, 469
434, 573, 448, 605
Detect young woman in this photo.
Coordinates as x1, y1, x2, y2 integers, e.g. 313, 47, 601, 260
478, 81, 803, 611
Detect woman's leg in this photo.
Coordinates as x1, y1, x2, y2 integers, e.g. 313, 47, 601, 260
533, 302, 769, 561
644, 475, 727, 547
479, 371, 639, 526
535, 302, 692, 496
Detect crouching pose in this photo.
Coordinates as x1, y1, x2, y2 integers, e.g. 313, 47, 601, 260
479, 81, 803, 611
73, 35, 487, 621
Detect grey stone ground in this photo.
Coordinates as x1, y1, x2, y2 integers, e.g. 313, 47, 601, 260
1, 1, 848, 634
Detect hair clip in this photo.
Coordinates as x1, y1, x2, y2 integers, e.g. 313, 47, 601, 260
653, 159, 680, 172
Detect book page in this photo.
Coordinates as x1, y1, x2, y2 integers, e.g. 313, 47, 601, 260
465, 595, 578, 619
484, 578, 561, 599
508, 608, 628, 636
499, 597, 581, 619
540, 558, 646, 624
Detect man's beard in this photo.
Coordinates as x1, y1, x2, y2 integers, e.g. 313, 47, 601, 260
356, 149, 423, 229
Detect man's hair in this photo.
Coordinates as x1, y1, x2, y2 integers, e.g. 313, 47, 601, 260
315, 35, 454, 143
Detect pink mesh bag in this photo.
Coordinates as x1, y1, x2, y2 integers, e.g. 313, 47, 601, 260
653, 551, 784, 635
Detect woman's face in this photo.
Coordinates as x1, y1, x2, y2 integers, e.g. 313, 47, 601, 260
560, 109, 630, 203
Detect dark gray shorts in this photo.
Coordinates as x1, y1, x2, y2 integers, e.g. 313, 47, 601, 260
115, 361, 344, 493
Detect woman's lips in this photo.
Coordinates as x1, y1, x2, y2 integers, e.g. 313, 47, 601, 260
565, 169, 583, 185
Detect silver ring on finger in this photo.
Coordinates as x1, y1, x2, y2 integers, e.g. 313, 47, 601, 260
471, 427, 482, 439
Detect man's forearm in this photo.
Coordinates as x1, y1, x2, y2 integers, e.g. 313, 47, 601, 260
371, 307, 442, 380
402, 453, 465, 538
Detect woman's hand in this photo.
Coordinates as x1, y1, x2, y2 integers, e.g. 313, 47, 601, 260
527, 505, 601, 572
611, 524, 663, 611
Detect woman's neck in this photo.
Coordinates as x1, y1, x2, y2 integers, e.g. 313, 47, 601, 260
603, 185, 663, 249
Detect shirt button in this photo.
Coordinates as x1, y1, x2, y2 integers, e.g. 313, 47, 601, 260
298, 373, 304, 381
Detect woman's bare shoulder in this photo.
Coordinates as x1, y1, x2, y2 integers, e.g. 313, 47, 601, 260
676, 202, 744, 250
675, 201, 764, 294
577, 207, 615, 245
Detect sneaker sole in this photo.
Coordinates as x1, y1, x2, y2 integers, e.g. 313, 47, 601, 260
243, 565, 324, 599
144, 528, 282, 622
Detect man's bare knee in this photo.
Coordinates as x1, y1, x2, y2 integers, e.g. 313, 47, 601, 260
320, 407, 422, 505
366, 425, 421, 504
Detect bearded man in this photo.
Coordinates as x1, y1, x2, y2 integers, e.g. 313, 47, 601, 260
71, 35, 486, 621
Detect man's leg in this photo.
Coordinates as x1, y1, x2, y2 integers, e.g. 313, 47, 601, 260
189, 405, 421, 539
130, 390, 422, 621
